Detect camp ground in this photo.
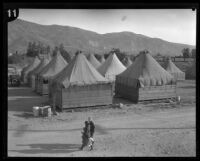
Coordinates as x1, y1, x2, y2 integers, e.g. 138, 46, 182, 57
7, 8, 196, 157
8, 50, 196, 157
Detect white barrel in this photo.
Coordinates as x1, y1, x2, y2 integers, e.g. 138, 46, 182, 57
177, 96, 181, 104
119, 103, 123, 108
48, 107, 52, 117
177, 96, 181, 102
32, 106, 39, 117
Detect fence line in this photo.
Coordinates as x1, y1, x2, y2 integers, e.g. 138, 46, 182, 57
154, 57, 195, 62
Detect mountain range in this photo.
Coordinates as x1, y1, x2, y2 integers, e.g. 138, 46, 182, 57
8, 19, 195, 56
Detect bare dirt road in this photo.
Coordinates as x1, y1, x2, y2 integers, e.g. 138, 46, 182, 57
7, 80, 196, 157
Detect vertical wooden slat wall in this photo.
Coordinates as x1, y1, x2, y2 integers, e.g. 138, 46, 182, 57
55, 83, 113, 109
115, 82, 177, 102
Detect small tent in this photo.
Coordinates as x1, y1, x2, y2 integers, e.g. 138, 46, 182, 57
125, 57, 132, 67
88, 54, 101, 69
28, 55, 52, 90
165, 58, 185, 81
115, 51, 177, 102
50, 52, 113, 109
37, 51, 68, 95
97, 53, 126, 81
100, 55, 105, 63
21, 56, 41, 84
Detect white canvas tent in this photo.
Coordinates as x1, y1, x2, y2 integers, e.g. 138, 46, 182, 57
37, 51, 68, 95
28, 55, 51, 90
115, 51, 177, 102
165, 58, 185, 81
88, 54, 101, 69
50, 52, 113, 109
97, 53, 126, 81
21, 56, 41, 84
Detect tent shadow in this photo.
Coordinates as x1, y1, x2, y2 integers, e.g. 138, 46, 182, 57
112, 96, 134, 105
13, 112, 35, 119
179, 85, 195, 89
8, 95, 47, 112
11, 143, 81, 154
8, 87, 40, 97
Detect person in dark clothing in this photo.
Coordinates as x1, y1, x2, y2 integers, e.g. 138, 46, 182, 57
79, 121, 89, 150
87, 117, 95, 137
79, 117, 95, 151
86, 117, 95, 150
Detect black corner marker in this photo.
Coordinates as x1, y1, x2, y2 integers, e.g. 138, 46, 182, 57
6, 8, 19, 22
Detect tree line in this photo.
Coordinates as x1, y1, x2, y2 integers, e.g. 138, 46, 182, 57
156, 48, 196, 58
181, 48, 196, 58
8, 41, 195, 65
26, 42, 71, 63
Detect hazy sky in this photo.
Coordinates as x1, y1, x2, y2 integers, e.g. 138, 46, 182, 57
19, 9, 196, 46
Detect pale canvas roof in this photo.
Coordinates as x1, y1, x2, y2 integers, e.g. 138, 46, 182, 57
97, 53, 126, 79
117, 52, 175, 87
100, 55, 105, 63
39, 51, 68, 79
88, 54, 101, 69
165, 58, 184, 74
29, 56, 52, 77
52, 52, 109, 88
126, 57, 132, 67
22, 56, 41, 75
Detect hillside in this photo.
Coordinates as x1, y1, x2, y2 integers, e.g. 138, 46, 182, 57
8, 19, 195, 56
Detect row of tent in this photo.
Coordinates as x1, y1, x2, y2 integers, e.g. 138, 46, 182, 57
21, 51, 185, 110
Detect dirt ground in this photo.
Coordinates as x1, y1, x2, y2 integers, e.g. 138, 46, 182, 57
7, 80, 196, 157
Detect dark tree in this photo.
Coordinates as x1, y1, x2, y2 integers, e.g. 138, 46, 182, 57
52, 46, 59, 57
94, 54, 102, 62
59, 44, 71, 63
182, 48, 190, 58
46, 45, 51, 54
191, 49, 196, 58
130, 55, 135, 62
108, 48, 126, 62
104, 53, 109, 59
156, 52, 161, 57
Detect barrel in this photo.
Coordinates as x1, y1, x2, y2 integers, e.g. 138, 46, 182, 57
48, 107, 52, 117
32, 106, 39, 117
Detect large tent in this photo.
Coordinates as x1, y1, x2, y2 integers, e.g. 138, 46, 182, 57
28, 55, 52, 90
115, 51, 177, 102
21, 56, 41, 84
50, 52, 113, 109
165, 58, 185, 81
37, 51, 68, 95
88, 54, 101, 69
97, 53, 126, 81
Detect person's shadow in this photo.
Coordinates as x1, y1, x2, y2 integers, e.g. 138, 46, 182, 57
10, 143, 81, 154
